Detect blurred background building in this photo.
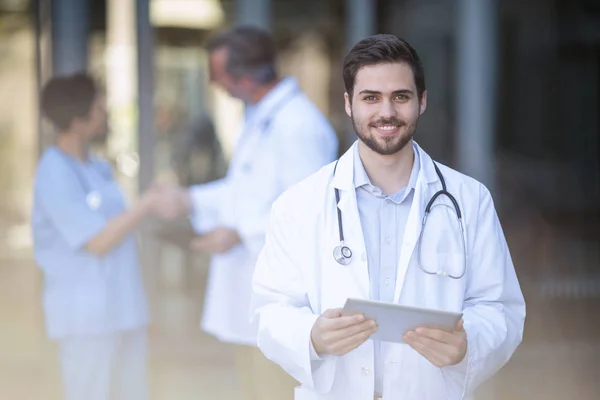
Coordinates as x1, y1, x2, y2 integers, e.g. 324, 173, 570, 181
0, 0, 598, 398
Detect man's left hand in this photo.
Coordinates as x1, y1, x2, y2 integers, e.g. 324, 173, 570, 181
189, 227, 241, 254
403, 319, 467, 368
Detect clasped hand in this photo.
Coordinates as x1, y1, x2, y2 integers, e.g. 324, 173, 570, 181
403, 319, 467, 367
141, 182, 240, 254
311, 309, 467, 368
311, 309, 378, 357
140, 182, 191, 221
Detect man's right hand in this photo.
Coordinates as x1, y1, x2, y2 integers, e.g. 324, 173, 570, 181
311, 308, 378, 357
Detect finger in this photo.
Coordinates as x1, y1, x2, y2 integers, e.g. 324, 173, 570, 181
190, 237, 212, 252
213, 243, 231, 254
456, 319, 465, 332
326, 314, 367, 330
326, 319, 377, 343
331, 324, 378, 355
404, 336, 446, 367
414, 327, 455, 344
405, 330, 454, 353
404, 331, 460, 366
415, 326, 466, 348
322, 309, 343, 318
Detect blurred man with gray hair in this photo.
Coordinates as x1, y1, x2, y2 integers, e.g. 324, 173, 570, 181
168, 25, 338, 399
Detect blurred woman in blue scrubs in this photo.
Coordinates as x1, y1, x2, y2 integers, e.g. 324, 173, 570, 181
31, 73, 179, 400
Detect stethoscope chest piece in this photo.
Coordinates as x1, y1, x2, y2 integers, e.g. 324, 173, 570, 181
86, 191, 102, 211
333, 244, 352, 265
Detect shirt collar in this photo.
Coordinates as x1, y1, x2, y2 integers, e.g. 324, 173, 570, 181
353, 144, 371, 189
353, 142, 421, 200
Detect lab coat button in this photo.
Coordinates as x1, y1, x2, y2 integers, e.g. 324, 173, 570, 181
361, 366, 371, 376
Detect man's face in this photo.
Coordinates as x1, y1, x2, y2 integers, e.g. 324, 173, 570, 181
77, 93, 108, 141
345, 62, 427, 156
208, 47, 250, 101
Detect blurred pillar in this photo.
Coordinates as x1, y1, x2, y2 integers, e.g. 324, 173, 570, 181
456, 0, 498, 194
345, 0, 376, 149
35, 0, 53, 155
236, 0, 271, 28
137, 0, 155, 194
50, 0, 90, 75
136, 0, 160, 294
106, 0, 138, 197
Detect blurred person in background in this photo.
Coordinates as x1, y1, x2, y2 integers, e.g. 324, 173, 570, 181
31, 73, 177, 400
165, 25, 339, 400
251, 34, 525, 399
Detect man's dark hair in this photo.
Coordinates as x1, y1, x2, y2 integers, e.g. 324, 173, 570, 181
206, 25, 277, 84
41, 73, 97, 131
343, 34, 426, 101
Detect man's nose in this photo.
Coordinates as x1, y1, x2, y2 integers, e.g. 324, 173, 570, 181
378, 100, 397, 119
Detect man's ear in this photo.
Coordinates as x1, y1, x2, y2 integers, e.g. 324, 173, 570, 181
419, 90, 428, 115
344, 92, 352, 117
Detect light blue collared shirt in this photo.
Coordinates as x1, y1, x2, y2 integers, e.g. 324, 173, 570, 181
354, 144, 420, 394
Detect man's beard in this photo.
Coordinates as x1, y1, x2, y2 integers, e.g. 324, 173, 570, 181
351, 114, 417, 156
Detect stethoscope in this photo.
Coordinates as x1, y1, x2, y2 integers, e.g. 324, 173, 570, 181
332, 158, 467, 279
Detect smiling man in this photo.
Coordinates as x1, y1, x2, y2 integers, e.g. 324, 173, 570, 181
250, 34, 525, 399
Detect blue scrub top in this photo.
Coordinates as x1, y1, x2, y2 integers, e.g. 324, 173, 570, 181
31, 147, 148, 339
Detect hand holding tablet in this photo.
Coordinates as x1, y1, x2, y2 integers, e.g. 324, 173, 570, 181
341, 298, 467, 367
341, 298, 462, 343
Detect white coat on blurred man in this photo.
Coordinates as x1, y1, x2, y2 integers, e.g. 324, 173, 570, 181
180, 25, 338, 400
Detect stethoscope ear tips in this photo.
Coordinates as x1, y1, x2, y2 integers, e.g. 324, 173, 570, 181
333, 245, 353, 265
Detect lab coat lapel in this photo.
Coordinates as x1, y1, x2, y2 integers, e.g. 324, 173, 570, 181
393, 143, 440, 303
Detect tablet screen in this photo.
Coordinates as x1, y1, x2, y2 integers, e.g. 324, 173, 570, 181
341, 298, 462, 343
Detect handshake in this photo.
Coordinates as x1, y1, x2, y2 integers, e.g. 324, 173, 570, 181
139, 181, 241, 254
139, 182, 192, 221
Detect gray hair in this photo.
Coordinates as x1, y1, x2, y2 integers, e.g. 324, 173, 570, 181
207, 25, 278, 84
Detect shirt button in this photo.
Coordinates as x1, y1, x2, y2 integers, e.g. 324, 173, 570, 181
385, 236, 392, 244
385, 278, 392, 286
361, 366, 371, 376
361, 252, 367, 262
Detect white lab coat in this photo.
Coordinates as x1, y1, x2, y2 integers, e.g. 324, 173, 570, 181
251, 141, 526, 399
190, 77, 338, 345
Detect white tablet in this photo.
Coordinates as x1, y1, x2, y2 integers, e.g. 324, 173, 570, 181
341, 298, 462, 344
